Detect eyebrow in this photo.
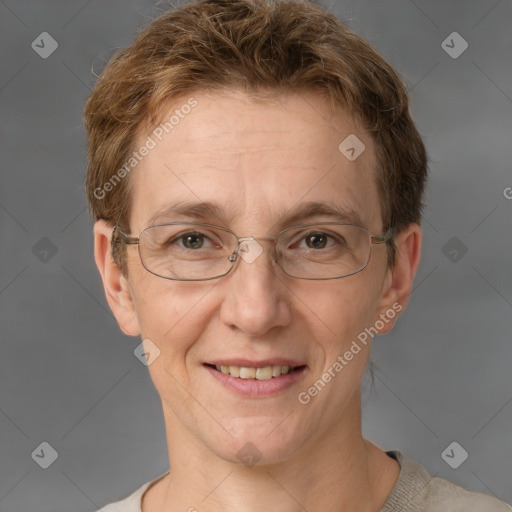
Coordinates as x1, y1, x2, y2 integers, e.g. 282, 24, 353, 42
146, 200, 364, 230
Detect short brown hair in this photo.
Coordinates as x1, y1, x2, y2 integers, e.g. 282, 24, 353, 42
84, 0, 427, 270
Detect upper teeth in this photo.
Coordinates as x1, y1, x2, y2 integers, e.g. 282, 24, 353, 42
215, 365, 292, 380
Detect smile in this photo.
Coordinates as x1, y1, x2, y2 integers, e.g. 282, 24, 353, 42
206, 363, 304, 380
203, 361, 307, 397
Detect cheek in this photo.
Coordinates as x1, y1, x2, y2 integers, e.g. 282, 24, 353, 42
131, 277, 215, 363
132, 284, 220, 408
299, 278, 381, 349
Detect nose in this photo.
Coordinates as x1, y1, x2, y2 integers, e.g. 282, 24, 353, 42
219, 238, 292, 337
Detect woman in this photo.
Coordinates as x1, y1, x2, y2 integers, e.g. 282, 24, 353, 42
84, 0, 511, 510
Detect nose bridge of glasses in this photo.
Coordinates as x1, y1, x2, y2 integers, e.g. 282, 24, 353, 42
236, 236, 276, 244
230, 236, 278, 263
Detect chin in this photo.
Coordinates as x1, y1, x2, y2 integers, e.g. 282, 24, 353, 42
206, 416, 305, 467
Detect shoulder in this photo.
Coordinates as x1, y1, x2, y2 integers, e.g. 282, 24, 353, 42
383, 451, 512, 512
425, 476, 512, 512
95, 472, 169, 512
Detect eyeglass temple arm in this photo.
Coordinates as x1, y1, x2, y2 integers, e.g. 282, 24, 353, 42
371, 227, 394, 244
113, 225, 139, 245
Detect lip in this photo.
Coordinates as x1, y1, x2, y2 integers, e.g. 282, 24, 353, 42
206, 358, 305, 368
204, 363, 307, 398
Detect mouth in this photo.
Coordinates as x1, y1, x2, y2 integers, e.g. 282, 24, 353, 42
204, 363, 306, 381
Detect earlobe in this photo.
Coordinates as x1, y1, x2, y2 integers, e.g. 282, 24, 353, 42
375, 223, 422, 335
93, 220, 141, 337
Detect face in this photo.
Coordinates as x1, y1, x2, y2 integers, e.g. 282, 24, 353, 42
103, 90, 405, 466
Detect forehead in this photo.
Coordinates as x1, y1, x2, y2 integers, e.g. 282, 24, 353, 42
128, 90, 381, 234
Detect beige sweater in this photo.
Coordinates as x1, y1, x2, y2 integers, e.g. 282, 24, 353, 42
97, 451, 511, 512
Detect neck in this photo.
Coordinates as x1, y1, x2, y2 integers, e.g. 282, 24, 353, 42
143, 391, 399, 512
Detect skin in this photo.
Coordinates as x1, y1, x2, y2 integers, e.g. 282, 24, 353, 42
94, 90, 422, 512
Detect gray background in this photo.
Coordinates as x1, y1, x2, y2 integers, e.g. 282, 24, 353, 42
0, 0, 511, 510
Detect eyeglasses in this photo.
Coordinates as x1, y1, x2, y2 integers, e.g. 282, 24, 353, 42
113, 222, 394, 281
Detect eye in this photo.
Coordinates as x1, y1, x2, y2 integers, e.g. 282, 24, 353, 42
295, 230, 347, 250
171, 231, 214, 250
301, 232, 331, 249
285, 227, 351, 253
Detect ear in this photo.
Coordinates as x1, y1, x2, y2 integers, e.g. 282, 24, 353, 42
375, 223, 422, 334
94, 220, 141, 337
